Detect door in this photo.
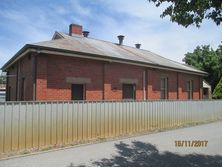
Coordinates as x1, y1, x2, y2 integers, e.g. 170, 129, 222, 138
71, 84, 84, 100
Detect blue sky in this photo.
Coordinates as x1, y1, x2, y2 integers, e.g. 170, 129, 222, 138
0, 0, 221, 73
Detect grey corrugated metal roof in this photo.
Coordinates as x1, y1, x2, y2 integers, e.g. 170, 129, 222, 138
31, 32, 206, 75
2, 31, 206, 75
34, 33, 153, 63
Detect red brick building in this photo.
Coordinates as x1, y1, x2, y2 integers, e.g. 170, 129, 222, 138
1, 24, 207, 101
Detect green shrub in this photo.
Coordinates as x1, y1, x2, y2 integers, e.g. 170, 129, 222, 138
213, 77, 222, 99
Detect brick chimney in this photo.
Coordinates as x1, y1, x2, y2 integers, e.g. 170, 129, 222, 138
69, 24, 82, 36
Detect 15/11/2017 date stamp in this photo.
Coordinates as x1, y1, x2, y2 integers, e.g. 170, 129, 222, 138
175, 140, 208, 147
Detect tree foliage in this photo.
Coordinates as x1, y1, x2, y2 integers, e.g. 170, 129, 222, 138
148, 0, 222, 27
213, 76, 222, 99
183, 43, 222, 92
0, 75, 6, 84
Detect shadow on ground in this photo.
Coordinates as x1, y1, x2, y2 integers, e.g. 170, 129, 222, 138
68, 141, 222, 167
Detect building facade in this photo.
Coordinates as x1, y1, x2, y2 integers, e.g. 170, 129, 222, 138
2, 24, 206, 101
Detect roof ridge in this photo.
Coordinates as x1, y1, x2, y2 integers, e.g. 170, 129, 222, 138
58, 32, 193, 69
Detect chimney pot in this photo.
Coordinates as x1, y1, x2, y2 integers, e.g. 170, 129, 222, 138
69, 24, 82, 36
117, 35, 125, 45
135, 43, 141, 49
82, 31, 90, 37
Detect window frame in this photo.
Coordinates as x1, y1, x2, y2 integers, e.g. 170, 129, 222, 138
160, 77, 168, 99
186, 80, 193, 100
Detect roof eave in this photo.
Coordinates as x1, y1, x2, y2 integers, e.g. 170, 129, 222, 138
30, 45, 208, 76
1, 44, 35, 71
1, 44, 208, 76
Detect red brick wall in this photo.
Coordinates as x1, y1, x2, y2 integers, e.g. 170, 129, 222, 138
19, 55, 33, 100
7, 55, 33, 101
147, 69, 178, 100
36, 54, 104, 100
199, 77, 203, 99
178, 73, 202, 100
104, 63, 144, 100
36, 55, 48, 100
7, 65, 17, 101
33, 54, 203, 101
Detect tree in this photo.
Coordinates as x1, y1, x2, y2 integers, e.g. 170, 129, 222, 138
0, 72, 6, 84
213, 76, 222, 99
183, 43, 222, 92
148, 0, 222, 27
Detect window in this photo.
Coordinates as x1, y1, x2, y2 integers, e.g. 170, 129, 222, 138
186, 80, 193, 99
160, 77, 168, 99
71, 84, 85, 100
122, 84, 136, 99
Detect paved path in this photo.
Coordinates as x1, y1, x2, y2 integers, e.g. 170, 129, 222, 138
1, 121, 222, 167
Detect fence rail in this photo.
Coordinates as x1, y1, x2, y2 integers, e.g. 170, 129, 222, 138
0, 100, 222, 154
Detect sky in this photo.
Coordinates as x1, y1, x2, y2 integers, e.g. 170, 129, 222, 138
0, 0, 221, 73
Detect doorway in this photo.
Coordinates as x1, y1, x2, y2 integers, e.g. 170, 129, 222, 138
71, 84, 85, 100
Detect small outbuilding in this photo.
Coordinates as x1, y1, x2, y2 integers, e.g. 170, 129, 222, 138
202, 80, 212, 99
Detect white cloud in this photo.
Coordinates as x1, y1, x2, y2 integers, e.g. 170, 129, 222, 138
87, 0, 222, 62
0, 0, 221, 68
0, 48, 14, 68
95, 0, 168, 22
69, 0, 92, 17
